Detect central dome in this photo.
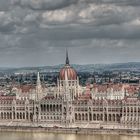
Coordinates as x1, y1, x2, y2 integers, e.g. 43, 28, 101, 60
59, 50, 77, 80
59, 65, 77, 80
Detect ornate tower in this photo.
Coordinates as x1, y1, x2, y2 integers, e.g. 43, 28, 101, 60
36, 72, 42, 100
33, 72, 42, 123
62, 70, 75, 127
57, 49, 80, 99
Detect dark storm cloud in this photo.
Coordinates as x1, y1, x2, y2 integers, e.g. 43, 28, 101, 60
26, 24, 140, 41
85, 0, 140, 6
12, 0, 140, 9
12, 0, 78, 10
0, 0, 140, 66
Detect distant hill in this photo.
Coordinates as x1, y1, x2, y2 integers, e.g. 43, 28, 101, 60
0, 62, 140, 74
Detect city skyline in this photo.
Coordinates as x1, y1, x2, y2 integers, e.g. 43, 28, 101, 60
0, 0, 140, 67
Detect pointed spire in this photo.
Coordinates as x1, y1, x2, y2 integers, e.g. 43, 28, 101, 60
65, 48, 70, 65
36, 72, 42, 100
37, 72, 41, 87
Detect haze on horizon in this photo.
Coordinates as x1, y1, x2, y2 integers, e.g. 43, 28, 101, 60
0, 0, 140, 67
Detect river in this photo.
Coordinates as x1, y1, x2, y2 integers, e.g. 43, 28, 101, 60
0, 132, 140, 140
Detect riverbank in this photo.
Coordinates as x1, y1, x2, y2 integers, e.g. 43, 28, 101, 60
0, 126, 140, 136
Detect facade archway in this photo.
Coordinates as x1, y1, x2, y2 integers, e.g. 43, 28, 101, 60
75, 113, 77, 120
97, 114, 100, 121
85, 113, 88, 121
113, 114, 115, 122
78, 113, 81, 120
17, 113, 19, 119
1, 112, 3, 119
53, 105, 55, 112
20, 112, 22, 119
105, 114, 107, 121
7, 113, 9, 119
89, 113, 92, 121
50, 105, 52, 111
109, 114, 111, 121
82, 113, 84, 121
93, 114, 96, 121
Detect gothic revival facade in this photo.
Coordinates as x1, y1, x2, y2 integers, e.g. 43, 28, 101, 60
0, 51, 140, 128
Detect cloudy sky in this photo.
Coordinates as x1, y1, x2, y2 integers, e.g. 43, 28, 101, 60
0, 0, 140, 67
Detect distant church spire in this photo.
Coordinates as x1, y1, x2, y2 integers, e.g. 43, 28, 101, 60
65, 48, 70, 65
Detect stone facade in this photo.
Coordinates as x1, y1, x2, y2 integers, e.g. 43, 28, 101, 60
0, 53, 140, 129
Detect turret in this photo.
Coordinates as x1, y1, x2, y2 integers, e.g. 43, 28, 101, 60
35, 72, 42, 100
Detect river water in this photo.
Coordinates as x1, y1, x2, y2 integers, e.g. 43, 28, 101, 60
0, 132, 140, 140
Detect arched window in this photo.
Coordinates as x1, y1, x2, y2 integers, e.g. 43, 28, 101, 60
17, 113, 19, 119
53, 105, 55, 112
97, 114, 100, 121
78, 114, 81, 120
82, 113, 84, 121
20, 112, 22, 119
101, 114, 103, 121
85, 113, 88, 121
23, 113, 25, 119
47, 104, 49, 112
7, 113, 9, 119
93, 114, 96, 121
131, 107, 133, 113
50, 105, 52, 112
41, 104, 43, 112
44, 104, 46, 112
113, 114, 115, 122
13, 112, 15, 119
75, 113, 77, 120
26, 112, 28, 120
56, 105, 59, 112
89, 113, 92, 121
4, 112, 6, 119
1, 112, 3, 119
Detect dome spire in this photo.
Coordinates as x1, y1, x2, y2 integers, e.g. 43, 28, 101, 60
65, 48, 70, 65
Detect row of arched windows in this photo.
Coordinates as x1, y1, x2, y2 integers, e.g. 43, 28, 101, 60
0, 112, 33, 121
75, 113, 120, 122
41, 116, 60, 120
123, 107, 140, 112
0, 112, 12, 119
40, 104, 62, 112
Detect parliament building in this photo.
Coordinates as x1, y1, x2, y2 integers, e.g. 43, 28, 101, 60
0, 51, 140, 129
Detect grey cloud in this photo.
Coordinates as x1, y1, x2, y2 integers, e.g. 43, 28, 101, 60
0, 0, 11, 11
30, 24, 140, 41
12, 0, 140, 10
0, 11, 17, 33
0, 1, 139, 33
39, 3, 140, 28
12, 0, 78, 10
0, 23, 16, 33
0, 0, 140, 67
84, 0, 140, 6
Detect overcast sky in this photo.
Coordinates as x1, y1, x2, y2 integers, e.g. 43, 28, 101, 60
0, 0, 140, 67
